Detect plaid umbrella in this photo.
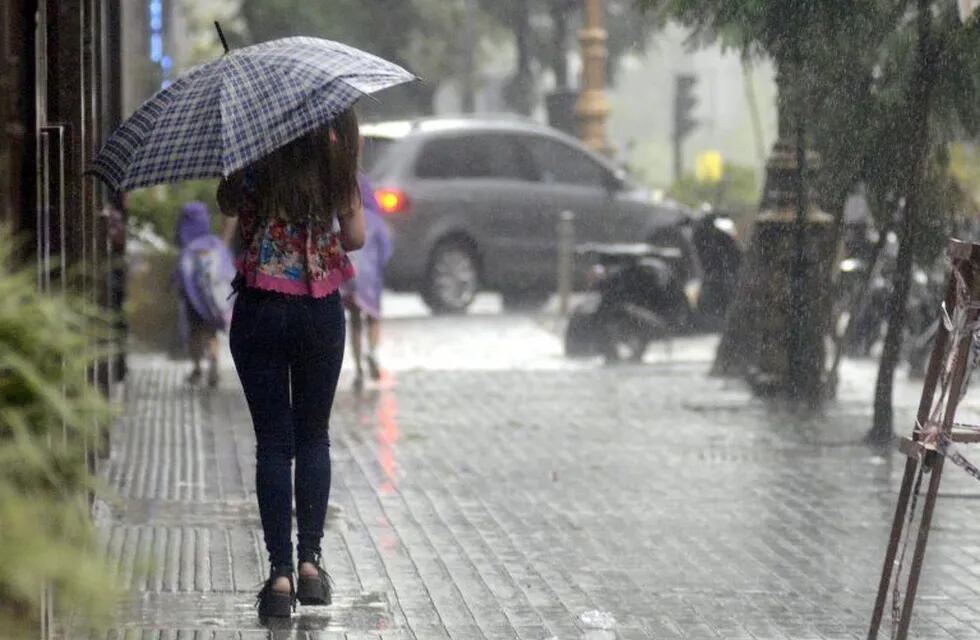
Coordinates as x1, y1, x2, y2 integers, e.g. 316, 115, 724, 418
91, 37, 415, 192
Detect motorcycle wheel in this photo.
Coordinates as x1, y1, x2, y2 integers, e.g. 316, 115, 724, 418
599, 313, 651, 364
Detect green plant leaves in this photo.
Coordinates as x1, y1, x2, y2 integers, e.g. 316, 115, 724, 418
0, 233, 117, 638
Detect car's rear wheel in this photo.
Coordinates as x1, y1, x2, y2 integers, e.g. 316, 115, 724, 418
421, 239, 480, 314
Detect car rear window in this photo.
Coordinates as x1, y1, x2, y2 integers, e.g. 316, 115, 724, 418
414, 134, 536, 181
525, 136, 606, 187
361, 136, 397, 176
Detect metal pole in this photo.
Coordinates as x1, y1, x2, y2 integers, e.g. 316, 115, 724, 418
868, 276, 953, 638
672, 133, 682, 184
558, 210, 575, 315
897, 276, 979, 637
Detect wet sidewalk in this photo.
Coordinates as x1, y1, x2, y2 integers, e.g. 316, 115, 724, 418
91, 304, 980, 639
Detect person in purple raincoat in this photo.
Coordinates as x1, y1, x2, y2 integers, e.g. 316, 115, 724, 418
342, 176, 392, 389
174, 201, 235, 387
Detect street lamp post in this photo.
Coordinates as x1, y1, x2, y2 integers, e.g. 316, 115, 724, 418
576, 0, 611, 155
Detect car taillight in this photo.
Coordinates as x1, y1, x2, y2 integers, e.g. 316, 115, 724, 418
375, 188, 409, 215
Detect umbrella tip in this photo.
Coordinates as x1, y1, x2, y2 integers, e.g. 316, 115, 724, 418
215, 21, 230, 54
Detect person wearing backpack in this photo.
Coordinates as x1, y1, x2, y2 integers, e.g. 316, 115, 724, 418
174, 201, 235, 387
342, 175, 392, 390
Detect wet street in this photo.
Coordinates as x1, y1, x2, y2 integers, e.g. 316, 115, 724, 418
92, 293, 980, 640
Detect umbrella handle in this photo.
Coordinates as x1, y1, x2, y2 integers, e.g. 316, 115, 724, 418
215, 21, 230, 54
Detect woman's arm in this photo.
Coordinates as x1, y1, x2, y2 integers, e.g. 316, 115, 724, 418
220, 217, 238, 248
338, 201, 365, 251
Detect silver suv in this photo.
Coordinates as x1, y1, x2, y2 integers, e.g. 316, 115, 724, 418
361, 117, 696, 313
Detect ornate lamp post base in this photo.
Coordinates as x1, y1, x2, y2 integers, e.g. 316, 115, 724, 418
714, 138, 837, 401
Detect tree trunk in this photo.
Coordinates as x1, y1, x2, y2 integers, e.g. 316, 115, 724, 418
825, 217, 892, 396
550, 0, 570, 90
458, 0, 477, 113
868, 0, 936, 444
788, 48, 811, 397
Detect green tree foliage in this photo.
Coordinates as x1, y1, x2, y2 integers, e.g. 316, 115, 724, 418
127, 180, 222, 244
238, 1, 655, 116
181, 1, 247, 67
238, 0, 500, 115
951, 142, 980, 205
0, 234, 117, 637
476, 0, 655, 112
668, 163, 760, 228
639, 1, 901, 214
639, 0, 978, 223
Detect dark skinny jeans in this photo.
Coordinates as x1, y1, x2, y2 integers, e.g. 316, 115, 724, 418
230, 287, 345, 572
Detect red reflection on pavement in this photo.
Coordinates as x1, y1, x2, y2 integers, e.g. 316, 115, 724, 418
377, 376, 399, 494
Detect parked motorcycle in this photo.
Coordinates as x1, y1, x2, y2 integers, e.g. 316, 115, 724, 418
686, 208, 742, 328
832, 230, 945, 375
835, 255, 893, 357
905, 265, 946, 378
564, 243, 696, 362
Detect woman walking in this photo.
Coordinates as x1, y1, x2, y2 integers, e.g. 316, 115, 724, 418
218, 109, 364, 618
343, 175, 393, 390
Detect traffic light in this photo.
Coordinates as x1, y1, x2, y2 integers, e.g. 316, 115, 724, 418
672, 73, 699, 181
673, 73, 699, 142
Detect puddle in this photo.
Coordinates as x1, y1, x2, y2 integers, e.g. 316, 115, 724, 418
579, 609, 616, 630
118, 590, 392, 632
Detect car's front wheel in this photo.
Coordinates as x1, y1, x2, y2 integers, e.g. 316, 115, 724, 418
421, 239, 480, 314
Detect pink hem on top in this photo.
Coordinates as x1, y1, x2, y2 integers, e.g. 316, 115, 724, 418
237, 259, 356, 299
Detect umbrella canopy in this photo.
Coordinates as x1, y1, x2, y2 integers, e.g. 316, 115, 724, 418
91, 37, 415, 192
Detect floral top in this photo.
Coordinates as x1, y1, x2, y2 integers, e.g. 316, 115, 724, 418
227, 172, 355, 298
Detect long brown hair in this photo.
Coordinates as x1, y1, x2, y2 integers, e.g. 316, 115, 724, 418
225, 109, 361, 222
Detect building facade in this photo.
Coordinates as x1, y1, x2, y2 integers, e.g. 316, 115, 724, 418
1, 0, 123, 380
121, 0, 193, 116
2, 0, 121, 283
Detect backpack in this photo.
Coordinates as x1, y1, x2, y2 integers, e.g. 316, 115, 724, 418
177, 235, 236, 331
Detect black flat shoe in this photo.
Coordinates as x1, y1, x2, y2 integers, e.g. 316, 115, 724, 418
296, 558, 332, 606
256, 566, 295, 618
